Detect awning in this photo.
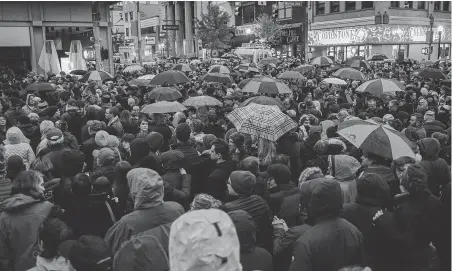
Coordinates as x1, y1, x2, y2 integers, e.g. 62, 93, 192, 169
0, 27, 30, 47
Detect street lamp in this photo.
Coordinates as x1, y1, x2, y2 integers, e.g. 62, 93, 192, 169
438, 25, 444, 59
246, 28, 252, 43
428, 14, 434, 60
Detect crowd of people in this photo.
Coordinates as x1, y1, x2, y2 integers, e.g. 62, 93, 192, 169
0, 54, 449, 271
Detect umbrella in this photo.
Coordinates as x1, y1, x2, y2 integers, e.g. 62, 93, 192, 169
356, 78, 404, 97
310, 56, 333, 66
337, 119, 415, 160
346, 56, 365, 65
440, 79, 451, 86
333, 68, 366, 81
226, 103, 297, 142
26, 83, 55, 93
183, 96, 223, 107
128, 79, 152, 87
417, 68, 446, 80
369, 54, 388, 61
258, 57, 279, 66
241, 96, 286, 111
150, 70, 189, 85
141, 101, 186, 114
148, 87, 182, 101
278, 71, 305, 80
322, 78, 347, 85
349, 59, 371, 70
296, 64, 315, 73
221, 52, 243, 59
208, 65, 230, 74
81, 70, 113, 81
69, 70, 88, 76
242, 76, 292, 95
202, 73, 233, 84
234, 63, 260, 73
137, 74, 156, 80
238, 78, 253, 89
330, 65, 342, 72
422, 60, 435, 67
123, 65, 144, 73
172, 63, 192, 72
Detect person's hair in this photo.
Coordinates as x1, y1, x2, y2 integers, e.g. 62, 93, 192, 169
92, 176, 112, 195
363, 151, 390, 167
411, 113, 423, 124
273, 154, 290, 166
391, 156, 416, 177
432, 132, 448, 147
72, 173, 92, 197
154, 113, 165, 125
258, 138, 276, 166
11, 170, 44, 199
389, 100, 399, 107
237, 156, 259, 175
212, 139, 230, 160
108, 106, 119, 117
59, 91, 71, 102
16, 114, 30, 125
39, 217, 74, 259
119, 110, 133, 126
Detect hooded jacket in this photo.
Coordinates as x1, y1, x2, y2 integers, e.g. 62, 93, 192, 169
104, 168, 184, 254
329, 155, 361, 204
205, 160, 237, 202
361, 164, 400, 210
416, 138, 451, 197
290, 179, 365, 271
229, 210, 273, 271
0, 194, 53, 271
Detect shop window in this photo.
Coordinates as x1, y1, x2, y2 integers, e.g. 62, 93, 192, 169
141, 26, 156, 35
345, 1, 356, 11
444, 1, 450, 11
277, 2, 292, 19
362, 1, 374, 9
403, 1, 413, 8
242, 4, 255, 24
125, 13, 128, 22
390, 1, 400, 8
316, 2, 325, 15
129, 11, 133, 21
126, 28, 129, 36
330, 1, 340, 13
417, 1, 426, 9
434, 1, 441, 10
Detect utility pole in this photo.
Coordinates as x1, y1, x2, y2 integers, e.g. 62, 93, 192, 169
137, 1, 142, 65
428, 14, 434, 61
92, 1, 103, 70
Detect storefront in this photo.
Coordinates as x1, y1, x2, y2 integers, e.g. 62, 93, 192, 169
0, 26, 32, 71
308, 24, 451, 61
275, 23, 304, 59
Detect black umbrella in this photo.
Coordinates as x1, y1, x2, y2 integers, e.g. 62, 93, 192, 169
70, 70, 88, 76
417, 68, 447, 80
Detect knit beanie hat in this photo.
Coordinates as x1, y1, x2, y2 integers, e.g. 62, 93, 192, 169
46, 128, 64, 145
107, 135, 120, 148
95, 131, 110, 148
191, 193, 222, 210
229, 171, 256, 195
97, 148, 115, 166
176, 123, 191, 142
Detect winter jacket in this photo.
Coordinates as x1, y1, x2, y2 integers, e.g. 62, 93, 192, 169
329, 155, 361, 204
205, 160, 237, 202
417, 138, 451, 197
80, 137, 97, 172
0, 178, 11, 202
62, 132, 79, 151
289, 179, 365, 271
27, 256, 71, 271
424, 120, 446, 137
19, 124, 40, 152
0, 194, 54, 271
273, 224, 312, 271
107, 117, 124, 137
361, 164, 400, 210
149, 125, 172, 152
267, 183, 301, 227
60, 112, 83, 143
4, 143, 35, 170
90, 164, 116, 183
42, 146, 71, 179
162, 170, 191, 208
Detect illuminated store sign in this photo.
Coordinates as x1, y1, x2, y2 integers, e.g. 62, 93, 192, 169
309, 25, 451, 46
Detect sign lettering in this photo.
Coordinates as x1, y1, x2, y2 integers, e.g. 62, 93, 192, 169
162, 25, 179, 30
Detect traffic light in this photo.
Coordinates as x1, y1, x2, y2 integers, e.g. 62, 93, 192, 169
235, 2, 241, 16
272, 3, 278, 19
421, 47, 428, 55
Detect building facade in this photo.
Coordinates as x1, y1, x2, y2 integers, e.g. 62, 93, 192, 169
308, 1, 451, 61
0, 1, 115, 74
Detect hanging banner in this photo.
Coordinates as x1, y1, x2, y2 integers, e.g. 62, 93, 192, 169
309, 25, 451, 46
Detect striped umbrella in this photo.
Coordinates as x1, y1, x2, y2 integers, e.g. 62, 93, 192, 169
333, 68, 366, 81
278, 71, 305, 80
124, 64, 144, 73
322, 78, 347, 85
296, 64, 315, 73
338, 119, 415, 160
183, 96, 223, 107
150, 70, 189, 85
241, 96, 286, 111
202, 73, 233, 84
148, 87, 182, 101
141, 101, 186, 114
227, 103, 297, 142
310, 56, 333, 66
172, 63, 192, 72
234, 63, 260, 73
137, 74, 156, 80
241, 76, 292, 95
356, 78, 404, 97
81, 70, 113, 82
349, 59, 371, 70
208, 65, 230, 74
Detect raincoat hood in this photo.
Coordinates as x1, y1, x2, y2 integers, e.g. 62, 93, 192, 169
228, 210, 256, 254
4, 126, 30, 144
417, 138, 441, 160
356, 173, 390, 207
300, 178, 343, 221
329, 155, 361, 181
0, 193, 43, 213
127, 168, 164, 210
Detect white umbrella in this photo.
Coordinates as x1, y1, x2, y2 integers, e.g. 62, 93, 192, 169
138, 74, 156, 80
322, 78, 347, 85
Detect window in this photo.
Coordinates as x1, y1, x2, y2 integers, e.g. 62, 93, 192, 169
126, 28, 129, 36
403, 1, 413, 8
129, 11, 133, 21
417, 1, 426, 9
277, 2, 292, 19
330, 1, 340, 12
345, 1, 356, 11
444, 1, 450, 11
242, 4, 255, 24
316, 2, 325, 15
362, 1, 374, 8
434, 1, 441, 10
390, 1, 400, 8
141, 26, 156, 35
125, 13, 128, 21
